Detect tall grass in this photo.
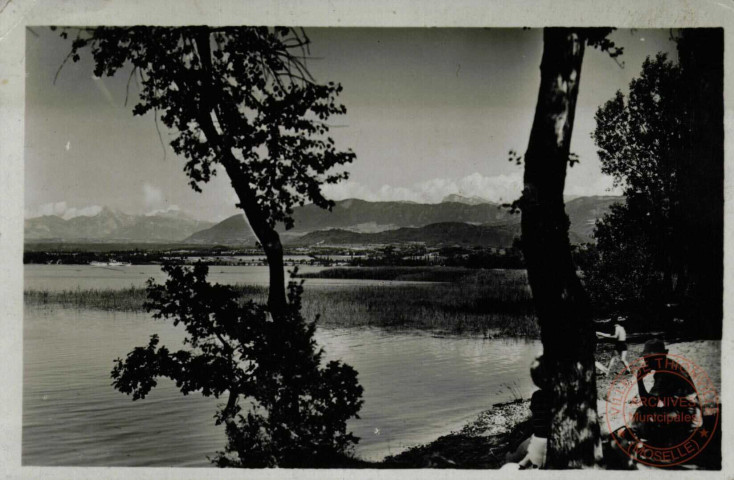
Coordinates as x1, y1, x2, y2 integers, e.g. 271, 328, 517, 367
301, 281, 537, 336
296, 266, 478, 283
24, 287, 149, 311
24, 269, 539, 337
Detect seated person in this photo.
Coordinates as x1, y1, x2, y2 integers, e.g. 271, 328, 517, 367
610, 338, 703, 465
504, 355, 550, 469
631, 338, 702, 448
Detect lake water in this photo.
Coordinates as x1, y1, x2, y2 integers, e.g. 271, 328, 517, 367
23, 265, 541, 466
24, 264, 441, 291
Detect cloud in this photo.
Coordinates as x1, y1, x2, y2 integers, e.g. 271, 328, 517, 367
26, 202, 102, 219
145, 205, 181, 216
31, 201, 67, 217
564, 174, 623, 197
62, 205, 103, 219
143, 183, 166, 209
322, 171, 622, 204
321, 172, 525, 204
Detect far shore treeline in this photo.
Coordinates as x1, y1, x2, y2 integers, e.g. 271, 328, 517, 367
23, 242, 528, 269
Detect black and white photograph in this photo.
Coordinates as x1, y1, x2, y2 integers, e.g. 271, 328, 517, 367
1, 1, 730, 476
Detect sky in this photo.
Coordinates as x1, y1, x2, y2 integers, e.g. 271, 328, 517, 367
25, 28, 676, 221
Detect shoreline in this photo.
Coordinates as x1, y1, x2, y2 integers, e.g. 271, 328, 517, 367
380, 339, 722, 469
381, 399, 533, 468
23, 282, 539, 337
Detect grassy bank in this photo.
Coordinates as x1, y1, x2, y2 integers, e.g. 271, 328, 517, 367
296, 266, 483, 283
24, 269, 538, 336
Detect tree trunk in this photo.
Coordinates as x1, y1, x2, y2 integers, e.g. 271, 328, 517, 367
676, 29, 724, 338
192, 30, 288, 314
520, 28, 601, 468
218, 159, 288, 313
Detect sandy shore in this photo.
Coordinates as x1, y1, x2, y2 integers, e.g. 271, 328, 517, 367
383, 339, 721, 469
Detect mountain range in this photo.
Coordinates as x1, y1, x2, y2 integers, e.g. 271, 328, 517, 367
182, 196, 621, 247
25, 196, 621, 246
25, 207, 215, 243
281, 197, 513, 233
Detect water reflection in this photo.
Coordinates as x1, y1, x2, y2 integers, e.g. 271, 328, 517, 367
23, 306, 540, 466
24, 265, 441, 292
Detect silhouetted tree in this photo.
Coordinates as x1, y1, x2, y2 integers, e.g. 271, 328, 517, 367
672, 28, 723, 339
591, 54, 684, 311
55, 26, 363, 467
111, 263, 363, 467
55, 26, 355, 314
581, 204, 663, 315
518, 28, 621, 468
590, 31, 723, 339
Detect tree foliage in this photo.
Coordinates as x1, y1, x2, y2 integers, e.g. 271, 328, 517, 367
589, 54, 684, 312
594, 53, 683, 205
579, 205, 663, 314
111, 263, 364, 467
55, 26, 355, 230
673, 29, 724, 338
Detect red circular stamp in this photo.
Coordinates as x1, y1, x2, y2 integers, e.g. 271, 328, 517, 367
605, 353, 719, 467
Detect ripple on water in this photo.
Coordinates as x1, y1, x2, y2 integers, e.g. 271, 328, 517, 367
23, 305, 541, 466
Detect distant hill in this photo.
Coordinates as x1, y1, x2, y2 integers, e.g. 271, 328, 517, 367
24, 207, 214, 243
181, 198, 516, 245
441, 194, 492, 205
182, 196, 620, 246
285, 198, 511, 233
290, 222, 521, 247
183, 214, 256, 245
565, 195, 621, 241
290, 221, 590, 247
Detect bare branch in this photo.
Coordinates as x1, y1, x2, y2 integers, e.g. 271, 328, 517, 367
53, 50, 75, 85
53, 28, 89, 85
124, 65, 138, 107
153, 108, 168, 162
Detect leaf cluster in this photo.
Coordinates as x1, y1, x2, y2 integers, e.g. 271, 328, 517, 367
582, 28, 624, 59
110, 262, 364, 467
579, 205, 663, 313
593, 53, 684, 204
587, 53, 686, 311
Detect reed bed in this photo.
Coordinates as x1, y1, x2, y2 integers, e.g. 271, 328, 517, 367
296, 266, 478, 283
24, 269, 539, 337
301, 282, 537, 336
24, 287, 149, 312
